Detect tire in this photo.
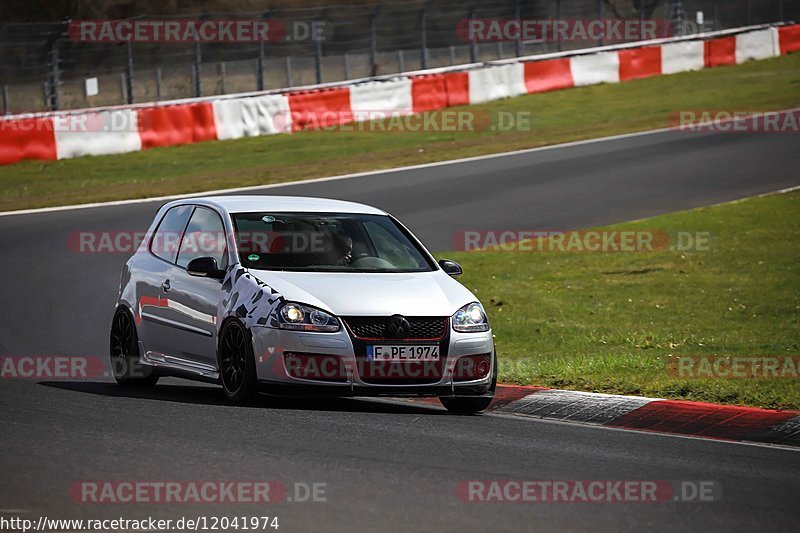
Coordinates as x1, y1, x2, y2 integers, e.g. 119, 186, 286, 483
439, 395, 493, 414
110, 307, 158, 387
218, 320, 258, 403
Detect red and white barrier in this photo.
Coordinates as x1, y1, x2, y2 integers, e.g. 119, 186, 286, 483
55, 109, 141, 159
735, 28, 779, 63
138, 102, 217, 149
410, 74, 449, 113
214, 94, 291, 139
350, 79, 413, 120
619, 46, 662, 81
0, 24, 797, 166
779, 25, 800, 54
704, 36, 737, 67
410, 72, 469, 112
287, 87, 351, 131
570, 51, 620, 86
0, 116, 56, 165
468, 63, 526, 104
241, 94, 292, 135
211, 98, 246, 140
523, 59, 574, 93
661, 40, 705, 74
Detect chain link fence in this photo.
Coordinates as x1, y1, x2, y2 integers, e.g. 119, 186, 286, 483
0, 0, 796, 114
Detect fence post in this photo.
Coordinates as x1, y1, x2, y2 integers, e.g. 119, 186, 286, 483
46, 33, 61, 111
314, 36, 323, 84
369, 5, 382, 77
778, 0, 784, 21
555, 0, 562, 52
398, 49, 405, 72
469, 6, 478, 63
156, 67, 162, 100
285, 57, 293, 87
314, 9, 330, 85
419, 2, 430, 70
344, 53, 351, 80
513, 0, 521, 57
449, 45, 456, 65
125, 41, 134, 104
2, 84, 8, 115
43, 82, 49, 109
119, 73, 126, 102
640, 1, 645, 35
257, 11, 270, 92
746, 0, 752, 26
220, 62, 227, 94
596, 0, 604, 46
193, 40, 202, 97
712, 0, 718, 30
257, 41, 265, 91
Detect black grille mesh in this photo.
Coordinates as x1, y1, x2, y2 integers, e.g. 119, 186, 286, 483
343, 316, 447, 340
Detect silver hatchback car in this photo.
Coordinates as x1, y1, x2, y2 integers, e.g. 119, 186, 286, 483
111, 196, 496, 413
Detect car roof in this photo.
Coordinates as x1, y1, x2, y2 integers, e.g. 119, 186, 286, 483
165, 195, 388, 216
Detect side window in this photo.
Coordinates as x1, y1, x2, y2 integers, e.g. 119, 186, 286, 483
150, 205, 193, 264
176, 207, 228, 269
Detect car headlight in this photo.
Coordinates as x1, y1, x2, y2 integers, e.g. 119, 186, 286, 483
277, 302, 340, 332
452, 302, 489, 332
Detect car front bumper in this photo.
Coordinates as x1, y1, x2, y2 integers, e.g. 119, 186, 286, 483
250, 326, 495, 398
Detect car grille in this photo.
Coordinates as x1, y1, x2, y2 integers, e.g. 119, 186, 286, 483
343, 316, 447, 340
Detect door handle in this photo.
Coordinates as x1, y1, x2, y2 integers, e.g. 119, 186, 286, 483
161, 279, 171, 292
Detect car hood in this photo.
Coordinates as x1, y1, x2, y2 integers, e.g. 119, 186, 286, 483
248, 269, 477, 316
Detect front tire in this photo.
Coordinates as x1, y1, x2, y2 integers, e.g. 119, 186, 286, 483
110, 307, 158, 387
218, 320, 258, 403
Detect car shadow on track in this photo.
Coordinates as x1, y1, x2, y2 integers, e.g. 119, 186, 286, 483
39, 380, 447, 416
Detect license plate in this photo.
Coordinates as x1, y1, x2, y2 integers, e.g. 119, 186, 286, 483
368, 345, 440, 361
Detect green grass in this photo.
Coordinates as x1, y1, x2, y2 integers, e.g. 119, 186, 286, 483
1, 53, 799, 211
450, 191, 800, 410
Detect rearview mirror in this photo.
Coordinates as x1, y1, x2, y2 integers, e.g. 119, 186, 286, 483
438, 259, 463, 277
187, 257, 224, 280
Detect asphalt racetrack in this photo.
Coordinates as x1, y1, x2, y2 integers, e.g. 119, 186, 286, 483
1, 128, 799, 531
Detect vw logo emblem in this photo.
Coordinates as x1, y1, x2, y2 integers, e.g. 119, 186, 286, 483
385, 315, 411, 339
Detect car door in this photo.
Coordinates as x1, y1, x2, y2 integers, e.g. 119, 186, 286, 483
161, 206, 229, 368
136, 204, 193, 360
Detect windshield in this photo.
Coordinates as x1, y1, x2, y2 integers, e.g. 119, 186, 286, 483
231, 212, 436, 273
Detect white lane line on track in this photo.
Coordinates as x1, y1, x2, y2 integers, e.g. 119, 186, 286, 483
3, 106, 797, 218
